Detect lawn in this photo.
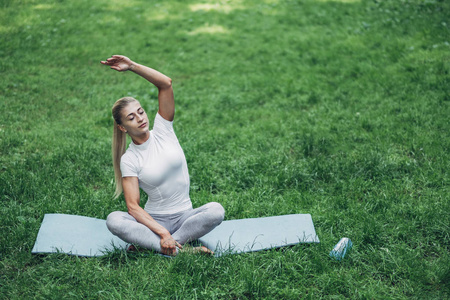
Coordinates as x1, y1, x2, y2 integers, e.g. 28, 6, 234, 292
1, 0, 449, 298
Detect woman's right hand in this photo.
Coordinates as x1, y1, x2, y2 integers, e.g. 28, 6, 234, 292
101, 55, 135, 72
160, 235, 182, 256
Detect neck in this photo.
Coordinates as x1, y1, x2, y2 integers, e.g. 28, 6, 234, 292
131, 131, 150, 145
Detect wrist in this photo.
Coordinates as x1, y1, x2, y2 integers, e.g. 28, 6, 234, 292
129, 62, 138, 72
159, 231, 171, 240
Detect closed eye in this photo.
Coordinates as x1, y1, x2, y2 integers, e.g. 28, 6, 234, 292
128, 109, 144, 121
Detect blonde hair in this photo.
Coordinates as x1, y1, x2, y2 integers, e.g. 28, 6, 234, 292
111, 97, 137, 199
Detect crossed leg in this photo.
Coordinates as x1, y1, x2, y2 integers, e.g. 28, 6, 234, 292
106, 202, 225, 254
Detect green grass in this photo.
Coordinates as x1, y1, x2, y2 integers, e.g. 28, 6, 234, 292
1, 0, 449, 298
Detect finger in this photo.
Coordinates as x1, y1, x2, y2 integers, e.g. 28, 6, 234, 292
112, 55, 123, 59
163, 246, 174, 256
176, 242, 183, 249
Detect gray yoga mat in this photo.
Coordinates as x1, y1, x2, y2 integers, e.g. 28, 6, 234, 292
31, 214, 127, 257
32, 213, 319, 257
199, 214, 320, 256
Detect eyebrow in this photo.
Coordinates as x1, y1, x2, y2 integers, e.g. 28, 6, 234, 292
126, 107, 143, 118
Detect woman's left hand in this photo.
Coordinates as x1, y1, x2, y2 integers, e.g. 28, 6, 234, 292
160, 235, 183, 256
101, 55, 135, 72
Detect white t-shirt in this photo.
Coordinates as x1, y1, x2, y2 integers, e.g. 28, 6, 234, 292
120, 113, 192, 214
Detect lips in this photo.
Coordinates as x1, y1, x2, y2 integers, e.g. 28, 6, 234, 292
138, 122, 147, 128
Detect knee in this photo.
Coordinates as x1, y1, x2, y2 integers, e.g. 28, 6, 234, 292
106, 211, 125, 235
208, 202, 225, 225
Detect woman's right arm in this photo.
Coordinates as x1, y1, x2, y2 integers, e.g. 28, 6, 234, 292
101, 55, 175, 122
122, 176, 182, 255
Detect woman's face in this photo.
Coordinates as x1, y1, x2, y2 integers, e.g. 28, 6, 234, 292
118, 101, 149, 136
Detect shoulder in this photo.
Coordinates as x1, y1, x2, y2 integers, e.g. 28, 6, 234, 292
120, 146, 139, 167
120, 147, 140, 176
152, 112, 175, 137
121, 148, 134, 161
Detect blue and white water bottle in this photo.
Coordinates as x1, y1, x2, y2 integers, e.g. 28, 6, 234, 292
329, 237, 352, 261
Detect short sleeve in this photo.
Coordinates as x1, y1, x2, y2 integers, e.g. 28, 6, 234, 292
152, 112, 174, 137
120, 153, 139, 177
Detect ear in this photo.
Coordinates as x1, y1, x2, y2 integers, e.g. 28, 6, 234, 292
117, 124, 127, 133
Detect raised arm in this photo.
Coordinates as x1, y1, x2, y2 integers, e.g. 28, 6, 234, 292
101, 55, 175, 121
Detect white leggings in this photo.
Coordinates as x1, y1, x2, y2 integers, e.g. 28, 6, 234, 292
106, 202, 225, 253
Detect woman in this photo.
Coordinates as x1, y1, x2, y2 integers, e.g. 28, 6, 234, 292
101, 55, 225, 256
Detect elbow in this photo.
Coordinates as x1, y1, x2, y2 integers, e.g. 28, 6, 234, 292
127, 205, 140, 217
166, 77, 173, 89
161, 77, 172, 90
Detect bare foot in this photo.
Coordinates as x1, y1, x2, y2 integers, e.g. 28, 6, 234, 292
127, 245, 140, 252
180, 245, 214, 255
195, 246, 214, 255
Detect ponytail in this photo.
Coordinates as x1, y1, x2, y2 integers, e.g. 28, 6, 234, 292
111, 97, 137, 199
112, 120, 127, 198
